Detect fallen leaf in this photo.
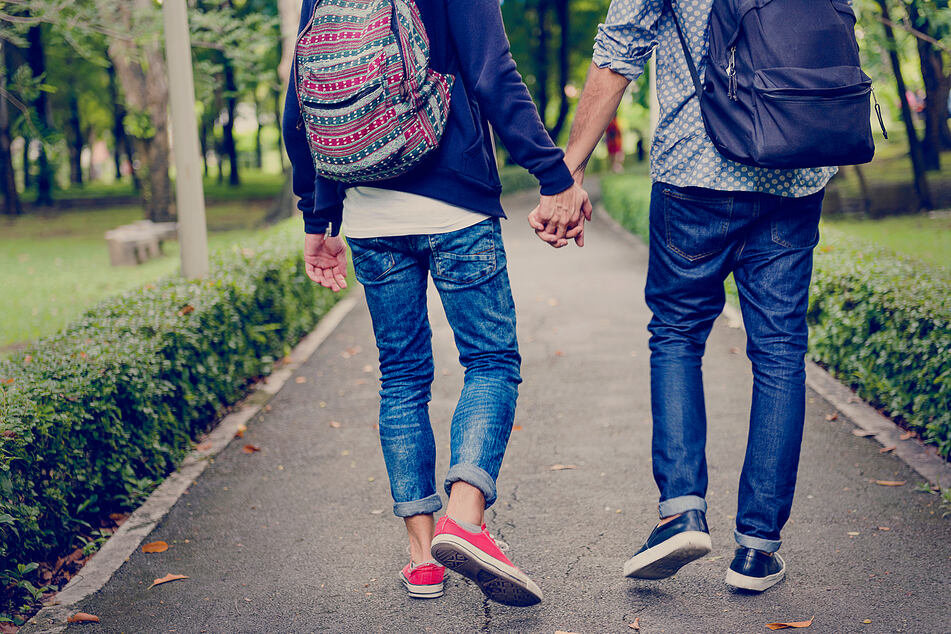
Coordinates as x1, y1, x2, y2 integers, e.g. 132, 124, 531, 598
0, 621, 19, 633
547, 298, 559, 307
852, 429, 875, 437
235, 423, 247, 439
847, 531, 860, 536
513, 425, 523, 431
177, 305, 195, 317
554, 350, 564, 357
549, 464, 578, 471
195, 442, 212, 452
142, 541, 169, 554
825, 412, 839, 421
243, 444, 261, 454
879, 446, 896, 454
109, 513, 130, 527
67, 612, 101, 623
730, 346, 742, 355
862, 620, 872, 624
2, 378, 13, 385
342, 346, 362, 359
149, 573, 188, 589
23, 355, 32, 365
1, 430, 16, 439
362, 364, 374, 373
900, 431, 916, 441
874, 480, 906, 487
629, 618, 641, 630
766, 616, 814, 630
329, 421, 342, 429
877, 526, 891, 531
295, 376, 307, 384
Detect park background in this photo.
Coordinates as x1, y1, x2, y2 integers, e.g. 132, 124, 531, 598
0, 0, 949, 629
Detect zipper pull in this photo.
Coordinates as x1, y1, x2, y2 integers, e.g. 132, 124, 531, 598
324, 224, 333, 239
727, 47, 738, 101
871, 87, 887, 139
296, 114, 303, 131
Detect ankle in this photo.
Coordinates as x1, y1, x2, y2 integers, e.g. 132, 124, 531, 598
445, 481, 485, 526
658, 512, 683, 527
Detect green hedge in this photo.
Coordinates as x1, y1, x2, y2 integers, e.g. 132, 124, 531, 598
808, 234, 951, 457
600, 176, 951, 459
0, 219, 342, 581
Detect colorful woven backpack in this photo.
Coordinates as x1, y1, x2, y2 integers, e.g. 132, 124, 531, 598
294, 0, 454, 183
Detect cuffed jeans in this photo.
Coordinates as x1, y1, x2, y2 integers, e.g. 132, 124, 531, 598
645, 183, 823, 553
348, 218, 521, 518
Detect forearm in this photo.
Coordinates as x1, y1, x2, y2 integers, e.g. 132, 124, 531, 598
564, 62, 631, 177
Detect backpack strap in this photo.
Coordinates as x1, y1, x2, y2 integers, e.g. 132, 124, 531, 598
670, 4, 703, 100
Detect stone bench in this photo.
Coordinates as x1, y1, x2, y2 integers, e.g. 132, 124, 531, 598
105, 221, 179, 267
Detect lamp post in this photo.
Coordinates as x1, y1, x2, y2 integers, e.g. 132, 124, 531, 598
163, 0, 209, 279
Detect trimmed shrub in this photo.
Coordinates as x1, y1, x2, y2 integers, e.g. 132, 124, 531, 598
600, 177, 951, 459
808, 233, 951, 457
0, 219, 342, 578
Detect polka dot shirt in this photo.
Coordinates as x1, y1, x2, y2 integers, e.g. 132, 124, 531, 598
593, 0, 837, 197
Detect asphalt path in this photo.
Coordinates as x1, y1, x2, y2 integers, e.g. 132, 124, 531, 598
68, 189, 951, 633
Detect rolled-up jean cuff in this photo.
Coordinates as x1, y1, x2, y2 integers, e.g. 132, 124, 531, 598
444, 464, 497, 508
658, 495, 707, 518
734, 529, 781, 553
393, 493, 443, 518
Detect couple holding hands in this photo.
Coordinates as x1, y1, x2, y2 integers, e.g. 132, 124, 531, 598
285, 0, 837, 608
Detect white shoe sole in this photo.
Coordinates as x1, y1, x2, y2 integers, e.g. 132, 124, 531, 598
400, 572, 444, 599
431, 534, 543, 607
623, 531, 713, 580
724, 554, 786, 592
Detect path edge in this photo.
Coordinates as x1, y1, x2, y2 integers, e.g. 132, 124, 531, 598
595, 203, 951, 489
23, 295, 359, 633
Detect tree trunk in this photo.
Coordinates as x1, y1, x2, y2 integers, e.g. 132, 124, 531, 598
67, 91, 84, 186
877, 0, 932, 209
0, 42, 21, 215
223, 60, 240, 186
905, 2, 945, 170
21, 134, 30, 190
274, 84, 286, 170
107, 0, 173, 222
535, 0, 550, 128
278, 0, 303, 90
27, 25, 54, 206
200, 116, 209, 178
547, 0, 571, 141
254, 93, 264, 170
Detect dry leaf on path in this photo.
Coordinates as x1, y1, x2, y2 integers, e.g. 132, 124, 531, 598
142, 541, 169, 554
66, 612, 100, 623
242, 444, 261, 454
877, 526, 891, 531
329, 421, 342, 429
874, 480, 906, 487
879, 446, 896, 454
235, 423, 247, 439
766, 616, 814, 630
851, 429, 875, 437
513, 425, 523, 431
629, 617, 641, 630
195, 442, 212, 452
900, 431, 916, 440
295, 376, 307, 384
549, 464, 578, 471
825, 412, 839, 421
149, 574, 188, 589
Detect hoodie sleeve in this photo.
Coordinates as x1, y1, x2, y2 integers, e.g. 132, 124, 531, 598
445, 0, 574, 196
282, 0, 344, 236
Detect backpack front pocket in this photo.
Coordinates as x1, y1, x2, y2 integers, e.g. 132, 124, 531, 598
750, 65, 873, 168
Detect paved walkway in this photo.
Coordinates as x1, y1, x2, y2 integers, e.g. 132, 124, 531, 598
66, 190, 949, 632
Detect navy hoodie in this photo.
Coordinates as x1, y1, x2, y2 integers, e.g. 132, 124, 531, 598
282, 0, 575, 236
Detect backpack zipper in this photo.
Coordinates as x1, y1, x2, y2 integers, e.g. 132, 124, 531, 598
293, 1, 321, 130
871, 87, 888, 139
727, 46, 738, 101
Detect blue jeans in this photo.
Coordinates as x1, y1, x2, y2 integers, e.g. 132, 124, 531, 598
348, 218, 521, 518
645, 183, 823, 553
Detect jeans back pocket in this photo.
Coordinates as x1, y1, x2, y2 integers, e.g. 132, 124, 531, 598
429, 219, 499, 287
662, 187, 734, 262
349, 238, 397, 285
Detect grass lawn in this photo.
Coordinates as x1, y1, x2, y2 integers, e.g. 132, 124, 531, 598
823, 213, 951, 270
0, 200, 276, 350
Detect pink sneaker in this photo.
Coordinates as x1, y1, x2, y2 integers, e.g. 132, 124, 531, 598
400, 562, 445, 599
431, 516, 543, 607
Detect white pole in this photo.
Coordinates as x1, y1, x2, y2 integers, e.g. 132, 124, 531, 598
163, 0, 209, 279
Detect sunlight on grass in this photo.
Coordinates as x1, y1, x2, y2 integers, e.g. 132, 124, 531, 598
823, 213, 951, 270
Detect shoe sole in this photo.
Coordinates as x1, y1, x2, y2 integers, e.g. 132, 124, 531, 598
431, 534, 543, 607
724, 555, 786, 592
623, 531, 713, 580
400, 572, 444, 599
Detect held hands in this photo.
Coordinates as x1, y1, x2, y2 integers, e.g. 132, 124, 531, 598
304, 232, 348, 293
528, 180, 593, 248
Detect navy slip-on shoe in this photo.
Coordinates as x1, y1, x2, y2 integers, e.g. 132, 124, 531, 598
623, 509, 713, 579
724, 547, 786, 592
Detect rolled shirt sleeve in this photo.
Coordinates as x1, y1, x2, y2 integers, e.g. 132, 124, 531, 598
592, 0, 665, 82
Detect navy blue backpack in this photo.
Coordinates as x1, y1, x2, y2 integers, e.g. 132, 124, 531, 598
673, 0, 883, 169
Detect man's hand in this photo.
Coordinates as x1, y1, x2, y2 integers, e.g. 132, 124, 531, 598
528, 182, 593, 248
304, 233, 348, 293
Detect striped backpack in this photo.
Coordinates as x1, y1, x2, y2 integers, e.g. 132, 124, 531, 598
294, 0, 454, 183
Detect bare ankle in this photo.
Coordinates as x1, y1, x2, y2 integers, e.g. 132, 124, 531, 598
404, 513, 435, 564
658, 513, 683, 527
445, 481, 485, 526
